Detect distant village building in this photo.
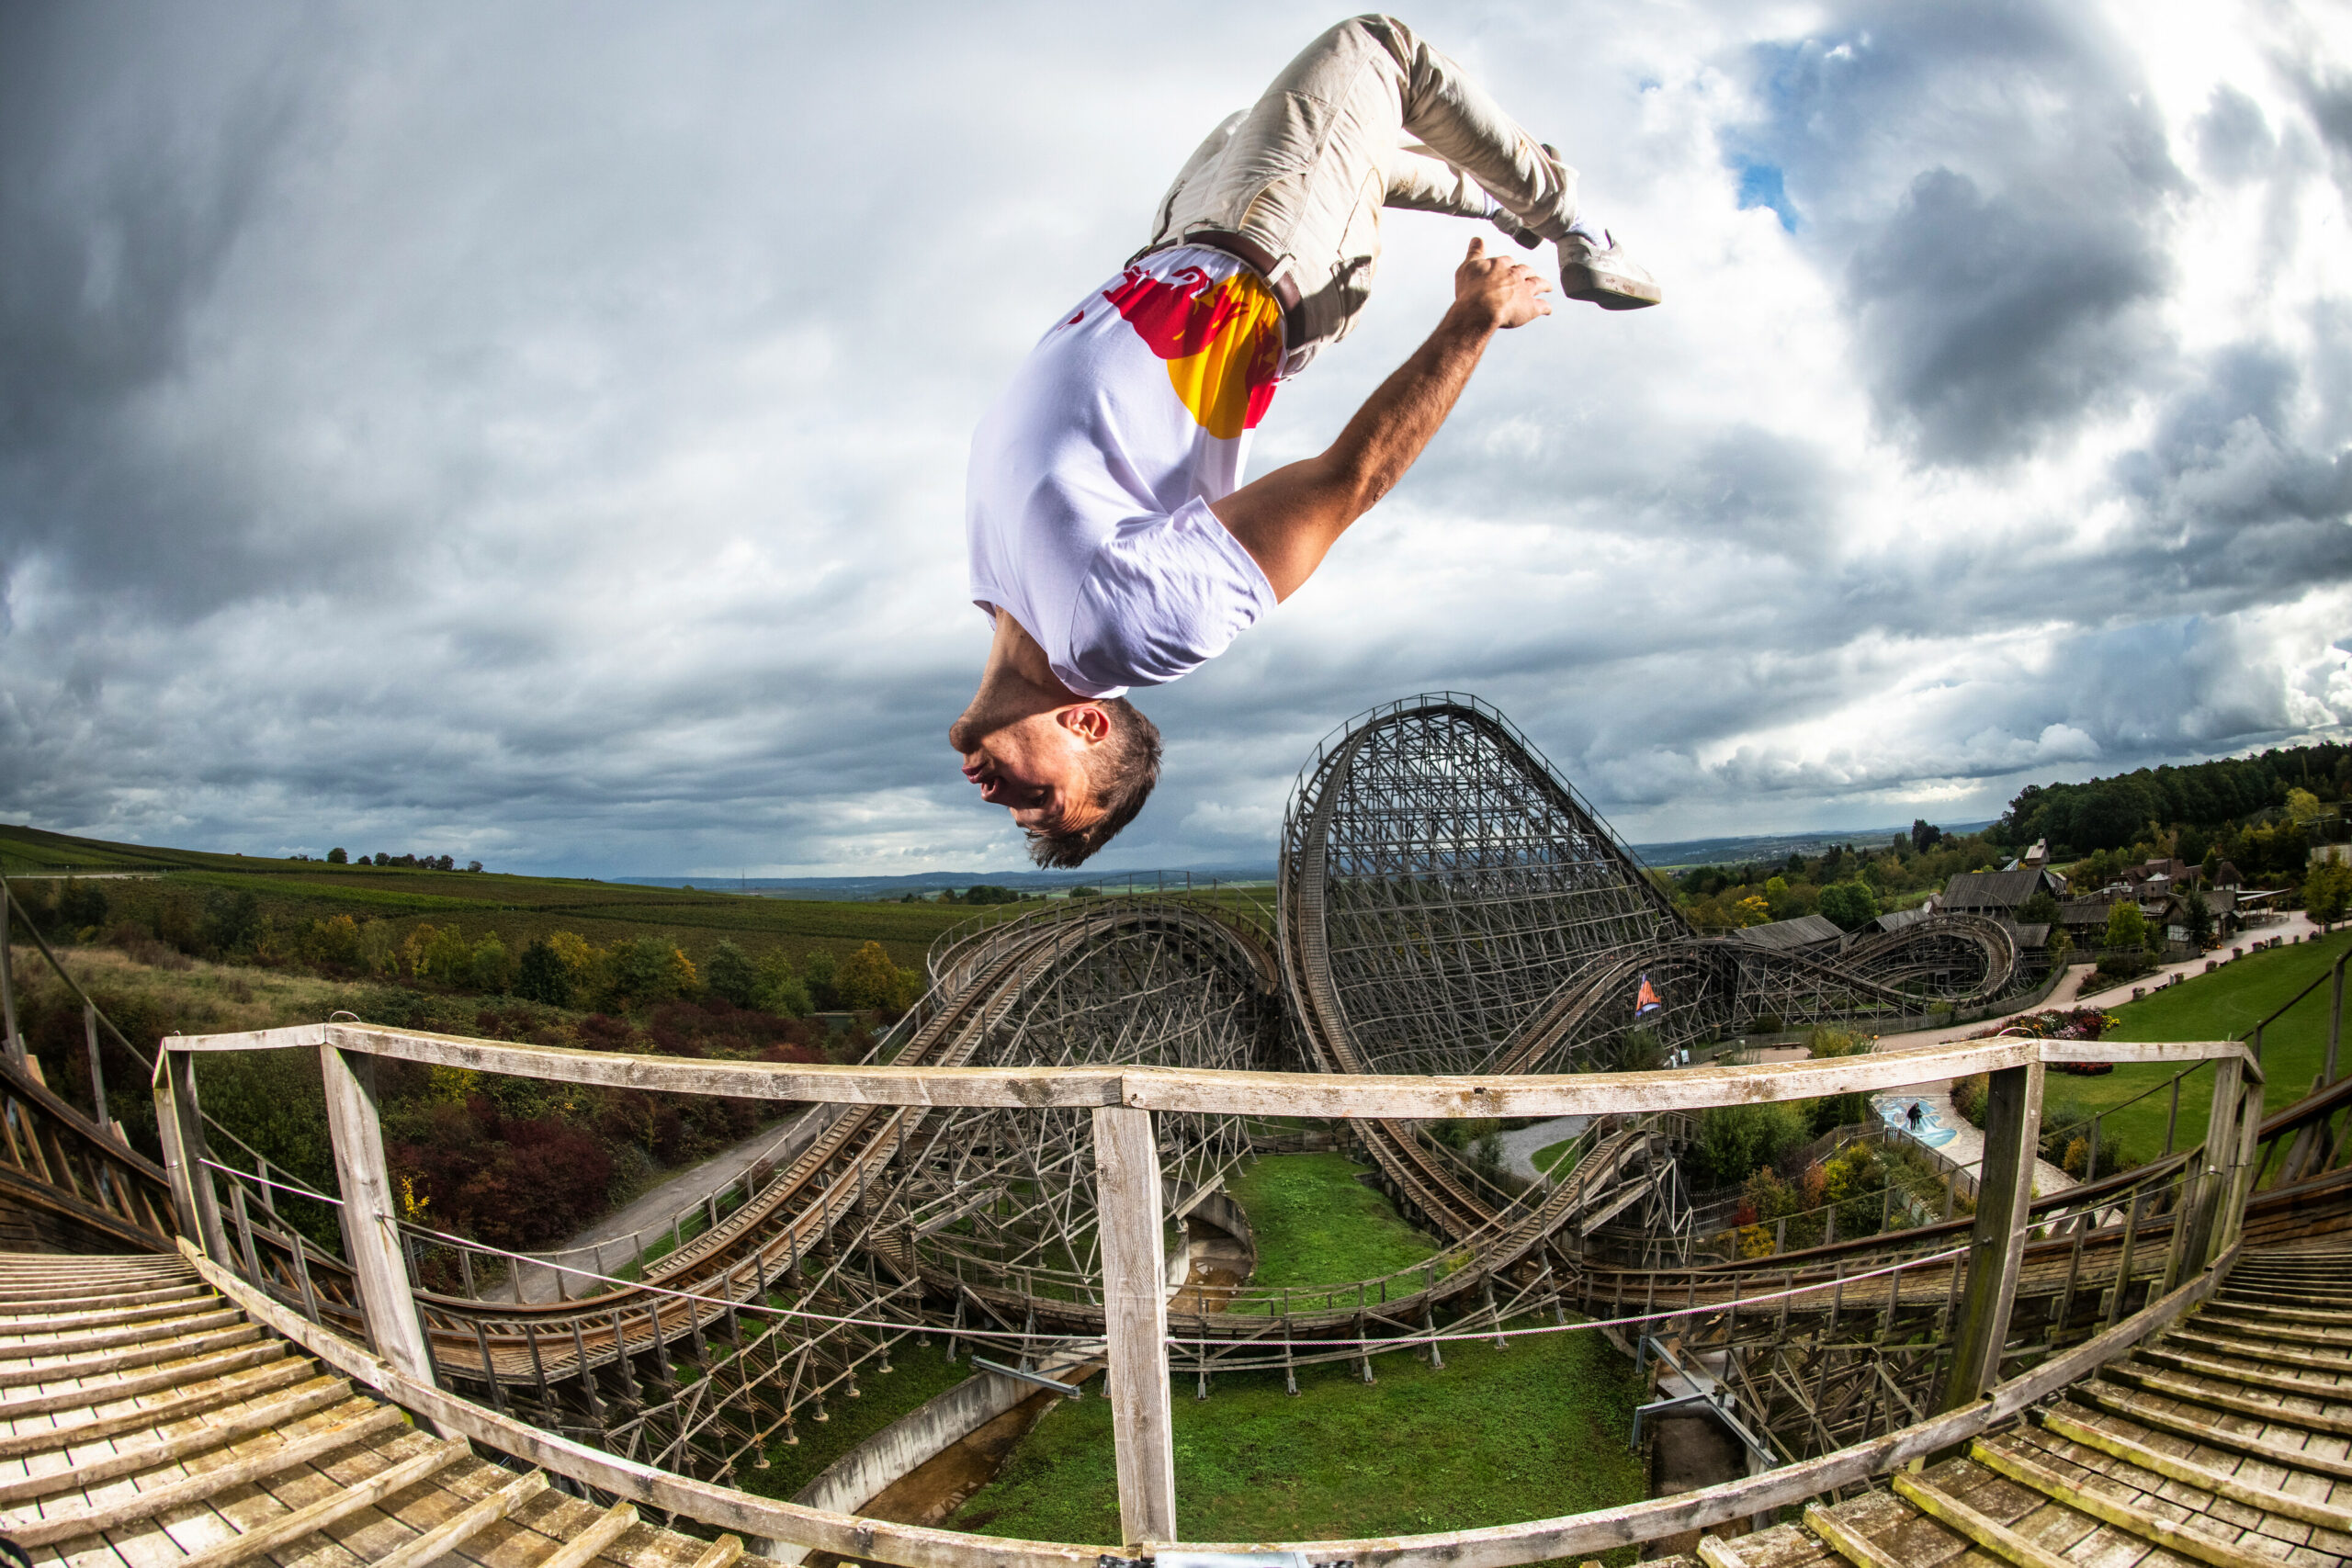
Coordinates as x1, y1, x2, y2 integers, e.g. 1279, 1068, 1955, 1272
1937, 868, 2069, 919
1724, 913, 1846, 954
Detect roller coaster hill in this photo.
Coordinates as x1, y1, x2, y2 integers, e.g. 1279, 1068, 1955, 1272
4, 691, 2351, 1568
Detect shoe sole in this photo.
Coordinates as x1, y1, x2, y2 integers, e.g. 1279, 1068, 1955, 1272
1563, 264, 1662, 310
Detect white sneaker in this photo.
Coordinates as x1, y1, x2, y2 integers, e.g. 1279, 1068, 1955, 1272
1558, 230, 1661, 310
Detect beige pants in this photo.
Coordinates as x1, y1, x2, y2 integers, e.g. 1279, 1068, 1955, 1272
1146, 14, 1578, 374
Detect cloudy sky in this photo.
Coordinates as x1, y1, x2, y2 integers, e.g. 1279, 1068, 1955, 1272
3, 1, 2348, 877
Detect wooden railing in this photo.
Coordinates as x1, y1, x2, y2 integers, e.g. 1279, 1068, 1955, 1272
153, 1018, 2265, 1564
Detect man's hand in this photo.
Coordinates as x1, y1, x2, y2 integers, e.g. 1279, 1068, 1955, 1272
1207, 236, 1548, 601
1453, 236, 1553, 331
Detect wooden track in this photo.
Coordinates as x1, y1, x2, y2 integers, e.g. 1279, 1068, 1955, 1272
0, 1251, 775, 1568
1668, 1240, 2352, 1568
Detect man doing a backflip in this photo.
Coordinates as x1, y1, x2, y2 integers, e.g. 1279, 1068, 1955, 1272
954, 16, 1659, 866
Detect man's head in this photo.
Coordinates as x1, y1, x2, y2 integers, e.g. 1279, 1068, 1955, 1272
951, 697, 1161, 867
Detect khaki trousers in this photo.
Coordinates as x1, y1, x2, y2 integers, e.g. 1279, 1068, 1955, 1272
1146, 14, 1577, 373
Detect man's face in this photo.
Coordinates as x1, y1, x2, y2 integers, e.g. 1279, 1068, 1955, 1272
951, 708, 1102, 832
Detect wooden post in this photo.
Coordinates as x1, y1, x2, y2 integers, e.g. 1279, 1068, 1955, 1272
2216, 1064, 2265, 1258
2165, 1076, 2180, 1156
319, 1041, 442, 1419
1091, 1104, 1177, 1547
0, 884, 21, 1067
1938, 1061, 2041, 1412
2329, 952, 2346, 1087
84, 1003, 108, 1132
2180, 1057, 2241, 1273
160, 1050, 233, 1264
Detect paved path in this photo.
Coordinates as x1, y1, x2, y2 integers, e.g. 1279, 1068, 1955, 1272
508, 1106, 827, 1302
1498, 1115, 1589, 1182
1868, 1089, 2075, 1198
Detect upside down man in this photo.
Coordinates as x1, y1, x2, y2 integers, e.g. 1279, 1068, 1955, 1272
954, 15, 1659, 866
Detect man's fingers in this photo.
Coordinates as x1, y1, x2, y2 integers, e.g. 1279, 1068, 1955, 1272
1465, 235, 1487, 261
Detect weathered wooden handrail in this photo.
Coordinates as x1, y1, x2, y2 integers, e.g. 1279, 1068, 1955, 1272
163, 1021, 2256, 1116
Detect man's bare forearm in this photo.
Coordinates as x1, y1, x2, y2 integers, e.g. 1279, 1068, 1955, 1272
1321, 302, 1499, 513
1209, 237, 1547, 600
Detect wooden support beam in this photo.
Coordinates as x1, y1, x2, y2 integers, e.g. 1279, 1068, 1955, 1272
161, 1050, 232, 1264
2181, 1058, 2240, 1272
1939, 1061, 2041, 1412
0, 883, 20, 1066
319, 1042, 441, 1425
1091, 1104, 1176, 1547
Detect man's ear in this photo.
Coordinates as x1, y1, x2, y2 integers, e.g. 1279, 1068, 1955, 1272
1056, 704, 1112, 746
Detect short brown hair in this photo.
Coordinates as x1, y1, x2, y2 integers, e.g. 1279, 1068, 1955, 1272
1025, 698, 1161, 868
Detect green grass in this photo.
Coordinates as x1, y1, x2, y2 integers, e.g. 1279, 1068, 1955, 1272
731, 1335, 977, 1500
2029, 930, 2351, 1164
1225, 1154, 1439, 1307
949, 1320, 1646, 1559
1532, 1136, 1584, 1176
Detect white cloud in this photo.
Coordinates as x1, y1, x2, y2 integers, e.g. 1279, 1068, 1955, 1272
0, 0, 2346, 874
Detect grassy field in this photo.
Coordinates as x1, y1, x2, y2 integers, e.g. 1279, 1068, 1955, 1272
0, 822, 1055, 970
1225, 1154, 1439, 1305
733, 1337, 977, 1502
949, 1320, 1646, 1558
2030, 930, 2351, 1165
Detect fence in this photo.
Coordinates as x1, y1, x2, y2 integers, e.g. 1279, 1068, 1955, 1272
152, 1016, 2263, 1565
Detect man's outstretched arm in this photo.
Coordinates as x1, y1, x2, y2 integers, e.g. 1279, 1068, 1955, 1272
1210, 236, 1551, 602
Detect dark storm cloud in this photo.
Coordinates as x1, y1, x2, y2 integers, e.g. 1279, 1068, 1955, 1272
1845, 168, 2172, 466
1728, 3, 2182, 466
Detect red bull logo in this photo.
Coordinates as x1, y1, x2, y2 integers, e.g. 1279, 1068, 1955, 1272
1103, 264, 1283, 440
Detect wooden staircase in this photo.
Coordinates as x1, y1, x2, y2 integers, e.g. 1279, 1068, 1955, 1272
0, 1251, 775, 1568
1669, 1241, 2352, 1568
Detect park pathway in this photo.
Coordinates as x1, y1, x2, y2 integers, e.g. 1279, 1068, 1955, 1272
511, 1105, 827, 1302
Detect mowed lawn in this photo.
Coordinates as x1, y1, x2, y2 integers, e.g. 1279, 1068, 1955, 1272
2036, 929, 2352, 1167
949, 1320, 1647, 1559
1224, 1153, 1440, 1311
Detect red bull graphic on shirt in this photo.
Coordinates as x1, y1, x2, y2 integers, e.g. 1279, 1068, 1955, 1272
1635, 973, 1662, 1017
1102, 264, 1283, 440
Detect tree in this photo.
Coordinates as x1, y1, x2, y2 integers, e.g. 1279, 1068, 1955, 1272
199, 888, 262, 954
326, 847, 348, 864
514, 938, 572, 1008
1911, 819, 1944, 854
605, 936, 679, 1005
2308, 861, 2352, 931
2181, 890, 2215, 949
469, 933, 514, 993
836, 942, 917, 1012
705, 941, 757, 1007
2286, 787, 2327, 825
2017, 889, 2062, 928
752, 951, 812, 1017
1817, 881, 1881, 931
802, 950, 839, 1010
1732, 894, 1771, 927
2103, 902, 2149, 952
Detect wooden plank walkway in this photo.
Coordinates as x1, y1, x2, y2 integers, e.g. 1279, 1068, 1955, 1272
1666, 1242, 2352, 1568
0, 1252, 775, 1568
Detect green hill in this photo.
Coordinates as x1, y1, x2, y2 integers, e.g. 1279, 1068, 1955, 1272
0, 822, 1008, 971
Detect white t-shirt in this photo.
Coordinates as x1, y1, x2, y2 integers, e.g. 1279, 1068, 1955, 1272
967, 245, 1283, 700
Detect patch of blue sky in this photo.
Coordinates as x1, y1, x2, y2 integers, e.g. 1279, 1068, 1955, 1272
1734, 158, 1800, 231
